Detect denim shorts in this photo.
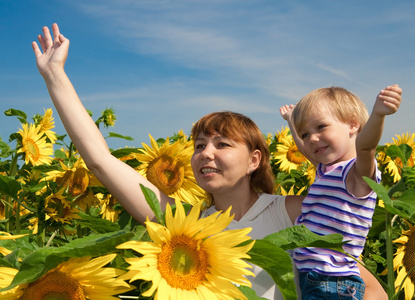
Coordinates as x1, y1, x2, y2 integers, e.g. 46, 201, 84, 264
299, 271, 365, 300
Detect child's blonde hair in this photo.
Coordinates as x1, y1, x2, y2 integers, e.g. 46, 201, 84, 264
292, 87, 369, 133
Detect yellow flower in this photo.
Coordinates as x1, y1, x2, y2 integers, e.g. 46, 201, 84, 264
275, 126, 291, 143
305, 162, 316, 184
117, 199, 254, 300
176, 129, 188, 140
43, 156, 103, 197
381, 132, 415, 183
17, 123, 54, 166
97, 193, 121, 222
0, 254, 133, 299
45, 188, 81, 224
73, 190, 100, 211
28, 214, 51, 235
279, 185, 307, 196
0, 196, 30, 220
133, 135, 206, 206
0, 267, 25, 299
273, 134, 308, 173
37, 108, 57, 143
265, 132, 274, 146
391, 222, 415, 300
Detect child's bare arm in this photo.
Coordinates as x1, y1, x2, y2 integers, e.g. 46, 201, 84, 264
279, 105, 318, 166
351, 85, 402, 195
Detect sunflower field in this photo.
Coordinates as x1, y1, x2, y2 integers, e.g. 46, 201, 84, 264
0, 107, 414, 299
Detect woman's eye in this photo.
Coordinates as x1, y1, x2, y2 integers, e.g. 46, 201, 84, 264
195, 144, 205, 149
218, 142, 230, 147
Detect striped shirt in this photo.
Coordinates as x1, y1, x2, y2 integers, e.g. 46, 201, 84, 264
294, 158, 381, 276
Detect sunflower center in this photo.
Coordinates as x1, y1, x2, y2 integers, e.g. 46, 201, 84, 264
147, 154, 185, 195
403, 230, 415, 282
157, 235, 208, 290
287, 146, 307, 164
27, 139, 40, 160
20, 270, 86, 300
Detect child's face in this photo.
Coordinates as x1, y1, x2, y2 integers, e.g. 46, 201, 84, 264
298, 107, 359, 165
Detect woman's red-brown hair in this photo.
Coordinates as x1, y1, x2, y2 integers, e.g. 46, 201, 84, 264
191, 111, 275, 195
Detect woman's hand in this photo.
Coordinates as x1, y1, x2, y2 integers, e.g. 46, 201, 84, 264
32, 23, 69, 77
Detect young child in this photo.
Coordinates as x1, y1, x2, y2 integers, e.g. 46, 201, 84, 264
280, 85, 402, 299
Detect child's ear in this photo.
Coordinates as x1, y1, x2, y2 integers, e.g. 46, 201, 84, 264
349, 122, 360, 135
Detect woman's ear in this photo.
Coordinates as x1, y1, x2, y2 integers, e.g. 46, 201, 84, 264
248, 149, 261, 173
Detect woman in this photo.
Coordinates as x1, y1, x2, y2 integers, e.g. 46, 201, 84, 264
32, 23, 386, 299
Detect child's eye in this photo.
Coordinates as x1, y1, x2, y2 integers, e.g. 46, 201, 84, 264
317, 125, 326, 130
301, 133, 309, 139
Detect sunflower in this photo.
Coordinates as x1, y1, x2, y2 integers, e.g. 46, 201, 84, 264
0, 254, 133, 299
305, 162, 316, 184
17, 123, 54, 166
97, 193, 121, 222
117, 199, 254, 300
0, 267, 26, 299
265, 132, 274, 146
391, 222, 415, 300
273, 134, 308, 173
278, 185, 307, 196
43, 156, 103, 197
133, 135, 206, 206
45, 188, 81, 224
0, 196, 30, 220
275, 126, 291, 143
381, 132, 415, 183
37, 108, 57, 143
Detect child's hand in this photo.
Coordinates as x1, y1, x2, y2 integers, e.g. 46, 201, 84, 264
280, 104, 295, 121
374, 84, 402, 117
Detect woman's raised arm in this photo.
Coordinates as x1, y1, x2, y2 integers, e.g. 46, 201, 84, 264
32, 23, 174, 223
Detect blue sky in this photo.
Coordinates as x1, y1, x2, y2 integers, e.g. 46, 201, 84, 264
1, 0, 414, 150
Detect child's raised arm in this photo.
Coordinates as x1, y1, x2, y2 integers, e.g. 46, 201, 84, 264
279, 104, 318, 166
32, 24, 174, 224
351, 84, 402, 196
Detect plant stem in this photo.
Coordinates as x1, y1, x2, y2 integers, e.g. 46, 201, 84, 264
5, 154, 19, 232
385, 211, 396, 299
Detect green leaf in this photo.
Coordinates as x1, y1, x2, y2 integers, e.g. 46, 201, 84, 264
248, 240, 298, 300
53, 149, 68, 160
262, 225, 346, 252
107, 132, 134, 141
393, 189, 415, 220
111, 147, 141, 159
385, 144, 412, 167
238, 285, 268, 300
399, 144, 413, 163
140, 184, 164, 225
0, 141, 12, 158
365, 177, 415, 219
1, 230, 133, 291
0, 175, 21, 198
76, 212, 121, 233
364, 177, 393, 207
4, 108, 27, 123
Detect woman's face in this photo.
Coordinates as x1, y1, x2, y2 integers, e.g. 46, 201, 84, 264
191, 132, 257, 195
